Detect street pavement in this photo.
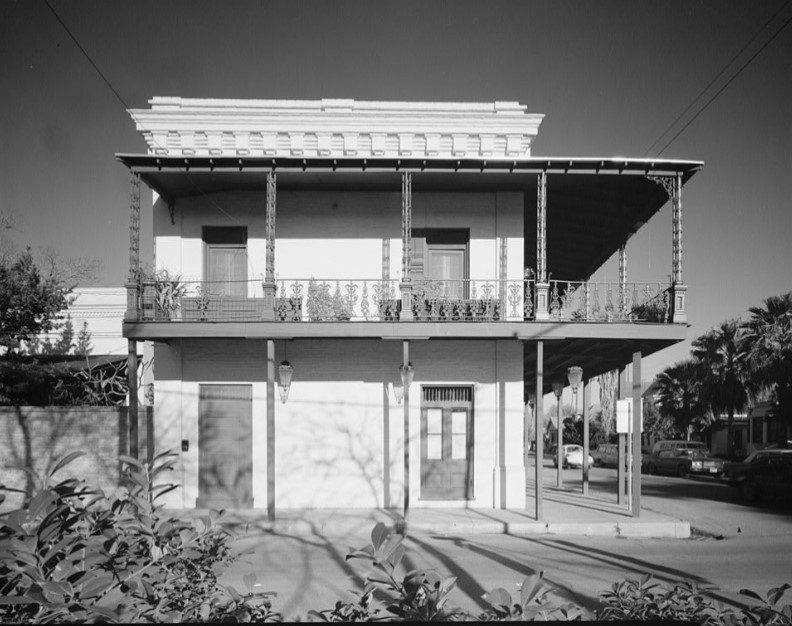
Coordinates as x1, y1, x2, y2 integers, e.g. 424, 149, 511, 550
205, 462, 791, 620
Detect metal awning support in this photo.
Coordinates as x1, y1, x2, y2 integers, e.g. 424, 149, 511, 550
125, 173, 141, 323
127, 339, 139, 459
535, 172, 549, 320
262, 172, 277, 321
619, 243, 627, 317
582, 377, 590, 495
631, 351, 642, 517
267, 339, 276, 520
399, 172, 414, 321
535, 340, 544, 520
402, 339, 411, 518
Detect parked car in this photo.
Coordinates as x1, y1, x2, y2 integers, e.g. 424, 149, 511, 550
552, 444, 595, 469
591, 442, 640, 469
592, 443, 618, 467
732, 455, 792, 505
643, 441, 725, 477
651, 440, 709, 455
724, 449, 792, 485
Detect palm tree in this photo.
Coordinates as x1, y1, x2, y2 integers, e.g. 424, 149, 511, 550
654, 359, 710, 438
740, 292, 792, 445
692, 320, 752, 458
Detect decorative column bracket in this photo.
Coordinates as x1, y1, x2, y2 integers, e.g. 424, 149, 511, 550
261, 170, 277, 321
399, 171, 414, 321
648, 174, 686, 323
125, 172, 141, 322
535, 171, 550, 320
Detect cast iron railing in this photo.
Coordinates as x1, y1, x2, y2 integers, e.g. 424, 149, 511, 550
133, 277, 671, 323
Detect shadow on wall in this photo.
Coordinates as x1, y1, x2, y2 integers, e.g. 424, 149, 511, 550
0, 406, 151, 510
276, 395, 390, 509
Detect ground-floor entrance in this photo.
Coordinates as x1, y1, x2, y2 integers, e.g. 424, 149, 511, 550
197, 384, 253, 508
420, 385, 473, 499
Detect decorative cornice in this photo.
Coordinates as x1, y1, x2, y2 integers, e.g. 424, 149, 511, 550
129, 97, 545, 160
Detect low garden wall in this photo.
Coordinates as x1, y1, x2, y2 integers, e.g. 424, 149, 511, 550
0, 405, 152, 510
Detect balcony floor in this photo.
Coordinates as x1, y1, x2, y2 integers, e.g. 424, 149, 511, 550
123, 319, 686, 342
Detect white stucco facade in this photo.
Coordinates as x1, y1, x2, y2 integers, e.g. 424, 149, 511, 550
129, 97, 535, 511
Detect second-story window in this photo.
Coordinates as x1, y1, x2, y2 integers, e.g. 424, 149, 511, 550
412, 229, 469, 299
203, 226, 248, 297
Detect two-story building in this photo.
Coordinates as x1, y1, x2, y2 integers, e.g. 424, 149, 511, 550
118, 97, 701, 518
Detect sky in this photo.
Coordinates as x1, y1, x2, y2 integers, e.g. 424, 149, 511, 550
1, 0, 790, 381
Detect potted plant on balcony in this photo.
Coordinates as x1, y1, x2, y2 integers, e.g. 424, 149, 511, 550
307, 278, 334, 321
147, 269, 187, 320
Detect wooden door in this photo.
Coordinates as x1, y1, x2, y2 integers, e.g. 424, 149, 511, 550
197, 384, 253, 508
420, 387, 473, 499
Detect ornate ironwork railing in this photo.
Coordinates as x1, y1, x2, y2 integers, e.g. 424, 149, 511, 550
133, 277, 671, 323
275, 278, 398, 322
546, 280, 671, 323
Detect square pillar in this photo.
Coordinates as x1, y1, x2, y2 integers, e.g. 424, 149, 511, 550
534, 282, 550, 320
671, 283, 687, 324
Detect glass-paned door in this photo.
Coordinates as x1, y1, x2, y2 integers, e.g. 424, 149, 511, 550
420, 386, 473, 500
427, 246, 466, 299
207, 245, 247, 297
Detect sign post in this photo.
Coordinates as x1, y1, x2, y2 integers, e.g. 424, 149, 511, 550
617, 399, 643, 513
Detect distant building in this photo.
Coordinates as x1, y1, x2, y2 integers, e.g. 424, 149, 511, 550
33, 288, 128, 355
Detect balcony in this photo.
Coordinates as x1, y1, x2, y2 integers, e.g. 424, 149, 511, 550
131, 277, 672, 324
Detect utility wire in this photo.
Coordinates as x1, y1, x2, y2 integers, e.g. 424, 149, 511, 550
654, 5, 792, 156
42, 0, 131, 112
644, 0, 792, 157
42, 0, 243, 230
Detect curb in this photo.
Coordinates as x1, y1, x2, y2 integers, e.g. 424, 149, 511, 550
224, 519, 691, 539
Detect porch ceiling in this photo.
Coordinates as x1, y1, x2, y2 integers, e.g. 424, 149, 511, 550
523, 336, 677, 397
117, 153, 702, 285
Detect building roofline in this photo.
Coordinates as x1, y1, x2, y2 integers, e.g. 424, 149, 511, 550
115, 153, 703, 178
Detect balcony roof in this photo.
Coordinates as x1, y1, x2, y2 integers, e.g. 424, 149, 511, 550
117, 153, 702, 284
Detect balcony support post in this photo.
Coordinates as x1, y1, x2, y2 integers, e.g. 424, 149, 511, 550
125, 172, 141, 322
619, 243, 627, 319
402, 339, 411, 518
267, 338, 276, 520
671, 173, 687, 323
584, 281, 591, 320
262, 170, 277, 321
534, 340, 544, 520
127, 339, 139, 459
582, 377, 590, 495
399, 171, 414, 320
649, 173, 687, 323
631, 351, 642, 517
535, 172, 550, 320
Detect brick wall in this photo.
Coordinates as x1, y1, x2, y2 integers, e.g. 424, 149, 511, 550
0, 406, 153, 511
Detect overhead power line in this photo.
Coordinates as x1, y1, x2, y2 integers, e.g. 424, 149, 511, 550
42, 0, 245, 231
644, 0, 792, 157
650, 2, 792, 157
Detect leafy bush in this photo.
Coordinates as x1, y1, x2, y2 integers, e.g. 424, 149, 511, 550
738, 584, 792, 625
599, 574, 736, 624
478, 572, 585, 621
308, 522, 583, 622
3, 453, 790, 624
0, 357, 128, 406
0, 450, 280, 623
599, 574, 792, 625
308, 522, 465, 622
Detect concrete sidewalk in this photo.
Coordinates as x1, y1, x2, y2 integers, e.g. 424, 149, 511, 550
168, 485, 690, 539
